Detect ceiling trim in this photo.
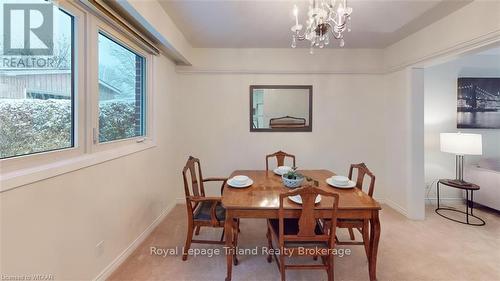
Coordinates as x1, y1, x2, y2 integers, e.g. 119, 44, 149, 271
386, 30, 500, 73
385, 0, 472, 47
174, 30, 500, 75
175, 68, 384, 75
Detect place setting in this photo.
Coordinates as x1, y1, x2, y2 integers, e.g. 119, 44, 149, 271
326, 175, 356, 189
227, 175, 253, 188
273, 165, 292, 176
288, 194, 322, 205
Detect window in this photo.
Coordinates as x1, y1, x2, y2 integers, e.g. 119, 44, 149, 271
0, 5, 74, 159
0, 0, 154, 184
98, 32, 145, 143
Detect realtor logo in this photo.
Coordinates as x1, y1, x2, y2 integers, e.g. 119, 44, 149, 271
3, 3, 53, 56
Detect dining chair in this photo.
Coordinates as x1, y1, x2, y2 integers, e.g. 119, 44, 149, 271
336, 163, 375, 259
266, 150, 296, 171
266, 185, 340, 281
181, 156, 239, 263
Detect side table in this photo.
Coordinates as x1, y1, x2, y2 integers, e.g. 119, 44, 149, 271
435, 179, 485, 226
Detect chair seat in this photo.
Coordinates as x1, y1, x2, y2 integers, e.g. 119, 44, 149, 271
193, 201, 226, 221
268, 218, 327, 248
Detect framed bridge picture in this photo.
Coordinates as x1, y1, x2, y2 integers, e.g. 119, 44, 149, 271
457, 78, 500, 129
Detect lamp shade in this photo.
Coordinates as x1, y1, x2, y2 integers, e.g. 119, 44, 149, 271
440, 133, 482, 155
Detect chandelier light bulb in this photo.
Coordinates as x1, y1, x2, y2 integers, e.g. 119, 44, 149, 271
337, 3, 344, 14
293, 5, 299, 27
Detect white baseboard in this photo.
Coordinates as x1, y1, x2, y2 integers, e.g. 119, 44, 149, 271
93, 201, 177, 281
383, 198, 409, 218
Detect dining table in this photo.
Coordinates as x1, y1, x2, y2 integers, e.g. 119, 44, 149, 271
222, 169, 382, 281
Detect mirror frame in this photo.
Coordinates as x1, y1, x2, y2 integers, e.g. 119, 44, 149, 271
249, 85, 313, 132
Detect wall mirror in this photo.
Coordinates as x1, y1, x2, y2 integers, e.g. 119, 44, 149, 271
250, 85, 312, 132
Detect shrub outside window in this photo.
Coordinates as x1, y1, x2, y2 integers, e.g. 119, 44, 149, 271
0, 6, 74, 159
98, 32, 145, 143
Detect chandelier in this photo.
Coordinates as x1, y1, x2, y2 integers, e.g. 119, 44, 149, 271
291, 0, 353, 53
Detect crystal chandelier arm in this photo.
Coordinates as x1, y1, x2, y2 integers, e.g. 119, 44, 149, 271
326, 23, 342, 39
329, 14, 339, 26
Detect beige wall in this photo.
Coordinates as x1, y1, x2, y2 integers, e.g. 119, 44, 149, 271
0, 55, 181, 280
175, 50, 388, 201
384, 1, 500, 71
424, 53, 500, 200
175, 48, 424, 217
126, 0, 193, 63
382, 69, 411, 213
380, 67, 425, 218
2, 0, 500, 279
380, 0, 500, 218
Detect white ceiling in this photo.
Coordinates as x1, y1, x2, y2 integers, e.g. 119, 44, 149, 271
159, 0, 471, 48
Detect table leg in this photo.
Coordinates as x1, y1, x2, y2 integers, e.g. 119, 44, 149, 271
368, 210, 381, 281
471, 191, 474, 216
436, 182, 440, 209
225, 210, 234, 281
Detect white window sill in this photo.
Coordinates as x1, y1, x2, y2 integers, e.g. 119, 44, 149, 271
0, 141, 156, 193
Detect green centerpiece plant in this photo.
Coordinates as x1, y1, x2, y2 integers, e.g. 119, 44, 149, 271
282, 167, 305, 188
283, 167, 301, 180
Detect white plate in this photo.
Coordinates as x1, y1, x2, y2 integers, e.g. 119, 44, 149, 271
273, 168, 284, 176
273, 167, 292, 176
326, 177, 356, 189
227, 178, 253, 188
288, 194, 322, 204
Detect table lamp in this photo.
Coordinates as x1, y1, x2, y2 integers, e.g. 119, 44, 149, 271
440, 132, 482, 186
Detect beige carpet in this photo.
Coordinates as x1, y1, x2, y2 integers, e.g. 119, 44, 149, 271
108, 203, 500, 281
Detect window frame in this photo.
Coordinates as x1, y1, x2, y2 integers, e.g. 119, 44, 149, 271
88, 16, 154, 153
0, 0, 156, 190
0, 1, 85, 174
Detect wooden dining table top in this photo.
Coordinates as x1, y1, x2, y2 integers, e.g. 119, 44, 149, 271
222, 170, 381, 211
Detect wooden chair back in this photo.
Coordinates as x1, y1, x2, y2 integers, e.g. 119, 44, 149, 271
182, 156, 206, 199
266, 150, 296, 171
348, 163, 376, 197
278, 185, 339, 247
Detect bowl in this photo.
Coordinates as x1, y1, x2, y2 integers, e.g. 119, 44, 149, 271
281, 174, 304, 189
232, 175, 249, 185
331, 175, 349, 186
